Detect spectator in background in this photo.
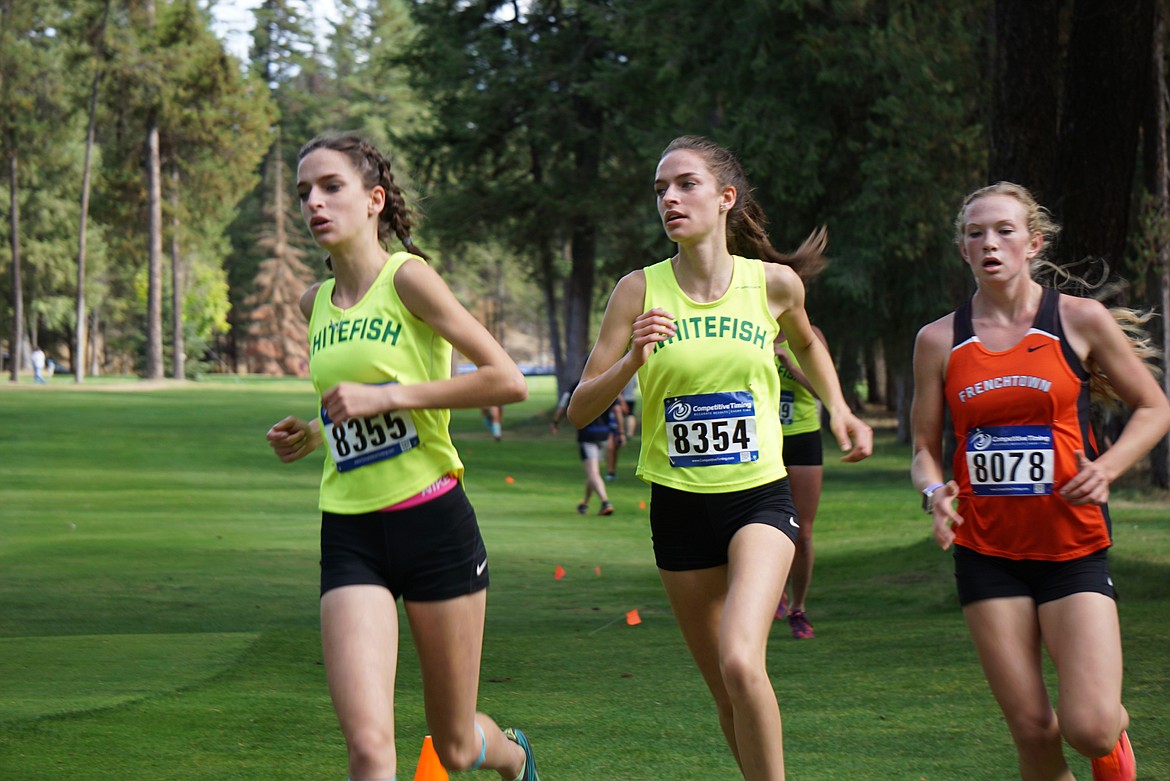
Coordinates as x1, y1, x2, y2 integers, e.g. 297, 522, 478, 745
771, 325, 828, 639
31, 346, 47, 384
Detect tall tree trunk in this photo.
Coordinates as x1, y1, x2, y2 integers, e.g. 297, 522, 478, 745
143, 0, 163, 379
989, 0, 1064, 196
75, 75, 97, 384
269, 141, 289, 370
1053, 0, 1156, 270
170, 163, 184, 380
89, 305, 101, 377
562, 128, 602, 387
527, 142, 566, 394
145, 116, 163, 379
536, 243, 565, 394
74, 0, 110, 384
894, 371, 911, 444
493, 256, 505, 348
8, 148, 22, 383
563, 226, 596, 385
1150, 2, 1170, 489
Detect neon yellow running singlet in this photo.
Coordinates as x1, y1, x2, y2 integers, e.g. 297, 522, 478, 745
308, 252, 463, 513
636, 256, 785, 493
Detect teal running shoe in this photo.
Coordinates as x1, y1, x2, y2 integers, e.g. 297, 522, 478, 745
504, 727, 541, 781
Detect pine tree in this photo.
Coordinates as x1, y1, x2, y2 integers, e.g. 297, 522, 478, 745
242, 143, 314, 376
1, 0, 76, 381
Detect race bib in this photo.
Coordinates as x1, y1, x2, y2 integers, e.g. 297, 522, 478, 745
965, 425, 1054, 496
322, 405, 419, 473
779, 390, 795, 426
664, 391, 759, 468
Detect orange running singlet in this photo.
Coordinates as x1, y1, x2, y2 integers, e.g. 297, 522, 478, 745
945, 287, 1111, 561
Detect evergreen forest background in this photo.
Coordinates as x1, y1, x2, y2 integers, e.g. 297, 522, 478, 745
2, 0, 1170, 483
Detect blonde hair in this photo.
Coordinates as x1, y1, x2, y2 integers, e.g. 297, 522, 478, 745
953, 181, 1061, 265
1090, 301, 1162, 410
957, 181, 1162, 406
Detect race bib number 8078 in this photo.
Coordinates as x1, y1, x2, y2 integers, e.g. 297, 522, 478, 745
965, 425, 1054, 496
665, 391, 759, 468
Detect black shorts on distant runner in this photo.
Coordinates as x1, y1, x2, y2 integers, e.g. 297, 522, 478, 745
782, 429, 823, 467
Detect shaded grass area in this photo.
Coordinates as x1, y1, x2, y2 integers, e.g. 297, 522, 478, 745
1, 377, 1167, 779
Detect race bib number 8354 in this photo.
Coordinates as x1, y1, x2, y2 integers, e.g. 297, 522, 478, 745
665, 391, 759, 468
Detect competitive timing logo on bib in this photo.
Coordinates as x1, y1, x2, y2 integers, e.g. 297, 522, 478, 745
667, 394, 754, 421
969, 427, 1052, 451
970, 430, 994, 450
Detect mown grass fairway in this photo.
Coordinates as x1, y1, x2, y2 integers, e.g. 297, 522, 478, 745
1, 376, 1167, 780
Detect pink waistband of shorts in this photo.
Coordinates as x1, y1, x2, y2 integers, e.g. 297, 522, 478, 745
379, 474, 458, 512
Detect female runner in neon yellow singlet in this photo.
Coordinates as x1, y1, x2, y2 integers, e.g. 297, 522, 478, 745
266, 133, 540, 781
772, 324, 827, 639
568, 135, 872, 780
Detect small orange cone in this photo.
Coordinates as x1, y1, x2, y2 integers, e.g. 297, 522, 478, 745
638, 500, 646, 510
595, 565, 602, 576
414, 735, 449, 781
505, 475, 515, 484
626, 609, 642, 626
554, 564, 566, 581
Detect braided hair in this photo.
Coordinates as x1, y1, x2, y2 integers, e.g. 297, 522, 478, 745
297, 132, 429, 265
660, 136, 827, 280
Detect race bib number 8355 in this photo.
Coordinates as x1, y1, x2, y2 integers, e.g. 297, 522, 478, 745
322, 406, 419, 473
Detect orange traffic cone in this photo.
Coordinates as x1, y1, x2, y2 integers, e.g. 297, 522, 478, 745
414, 735, 449, 781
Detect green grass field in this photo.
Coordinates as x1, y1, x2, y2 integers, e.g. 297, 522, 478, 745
1, 375, 1167, 780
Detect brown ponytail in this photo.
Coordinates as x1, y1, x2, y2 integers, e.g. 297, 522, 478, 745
661, 135, 826, 280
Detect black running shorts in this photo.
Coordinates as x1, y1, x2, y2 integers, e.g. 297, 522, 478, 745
953, 545, 1116, 607
650, 478, 799, 571
320, 484, 489, 601
781, 429, 823, 467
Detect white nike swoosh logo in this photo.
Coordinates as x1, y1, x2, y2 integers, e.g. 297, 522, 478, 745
789, 517, 800, 528
476, 558, 488, 576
